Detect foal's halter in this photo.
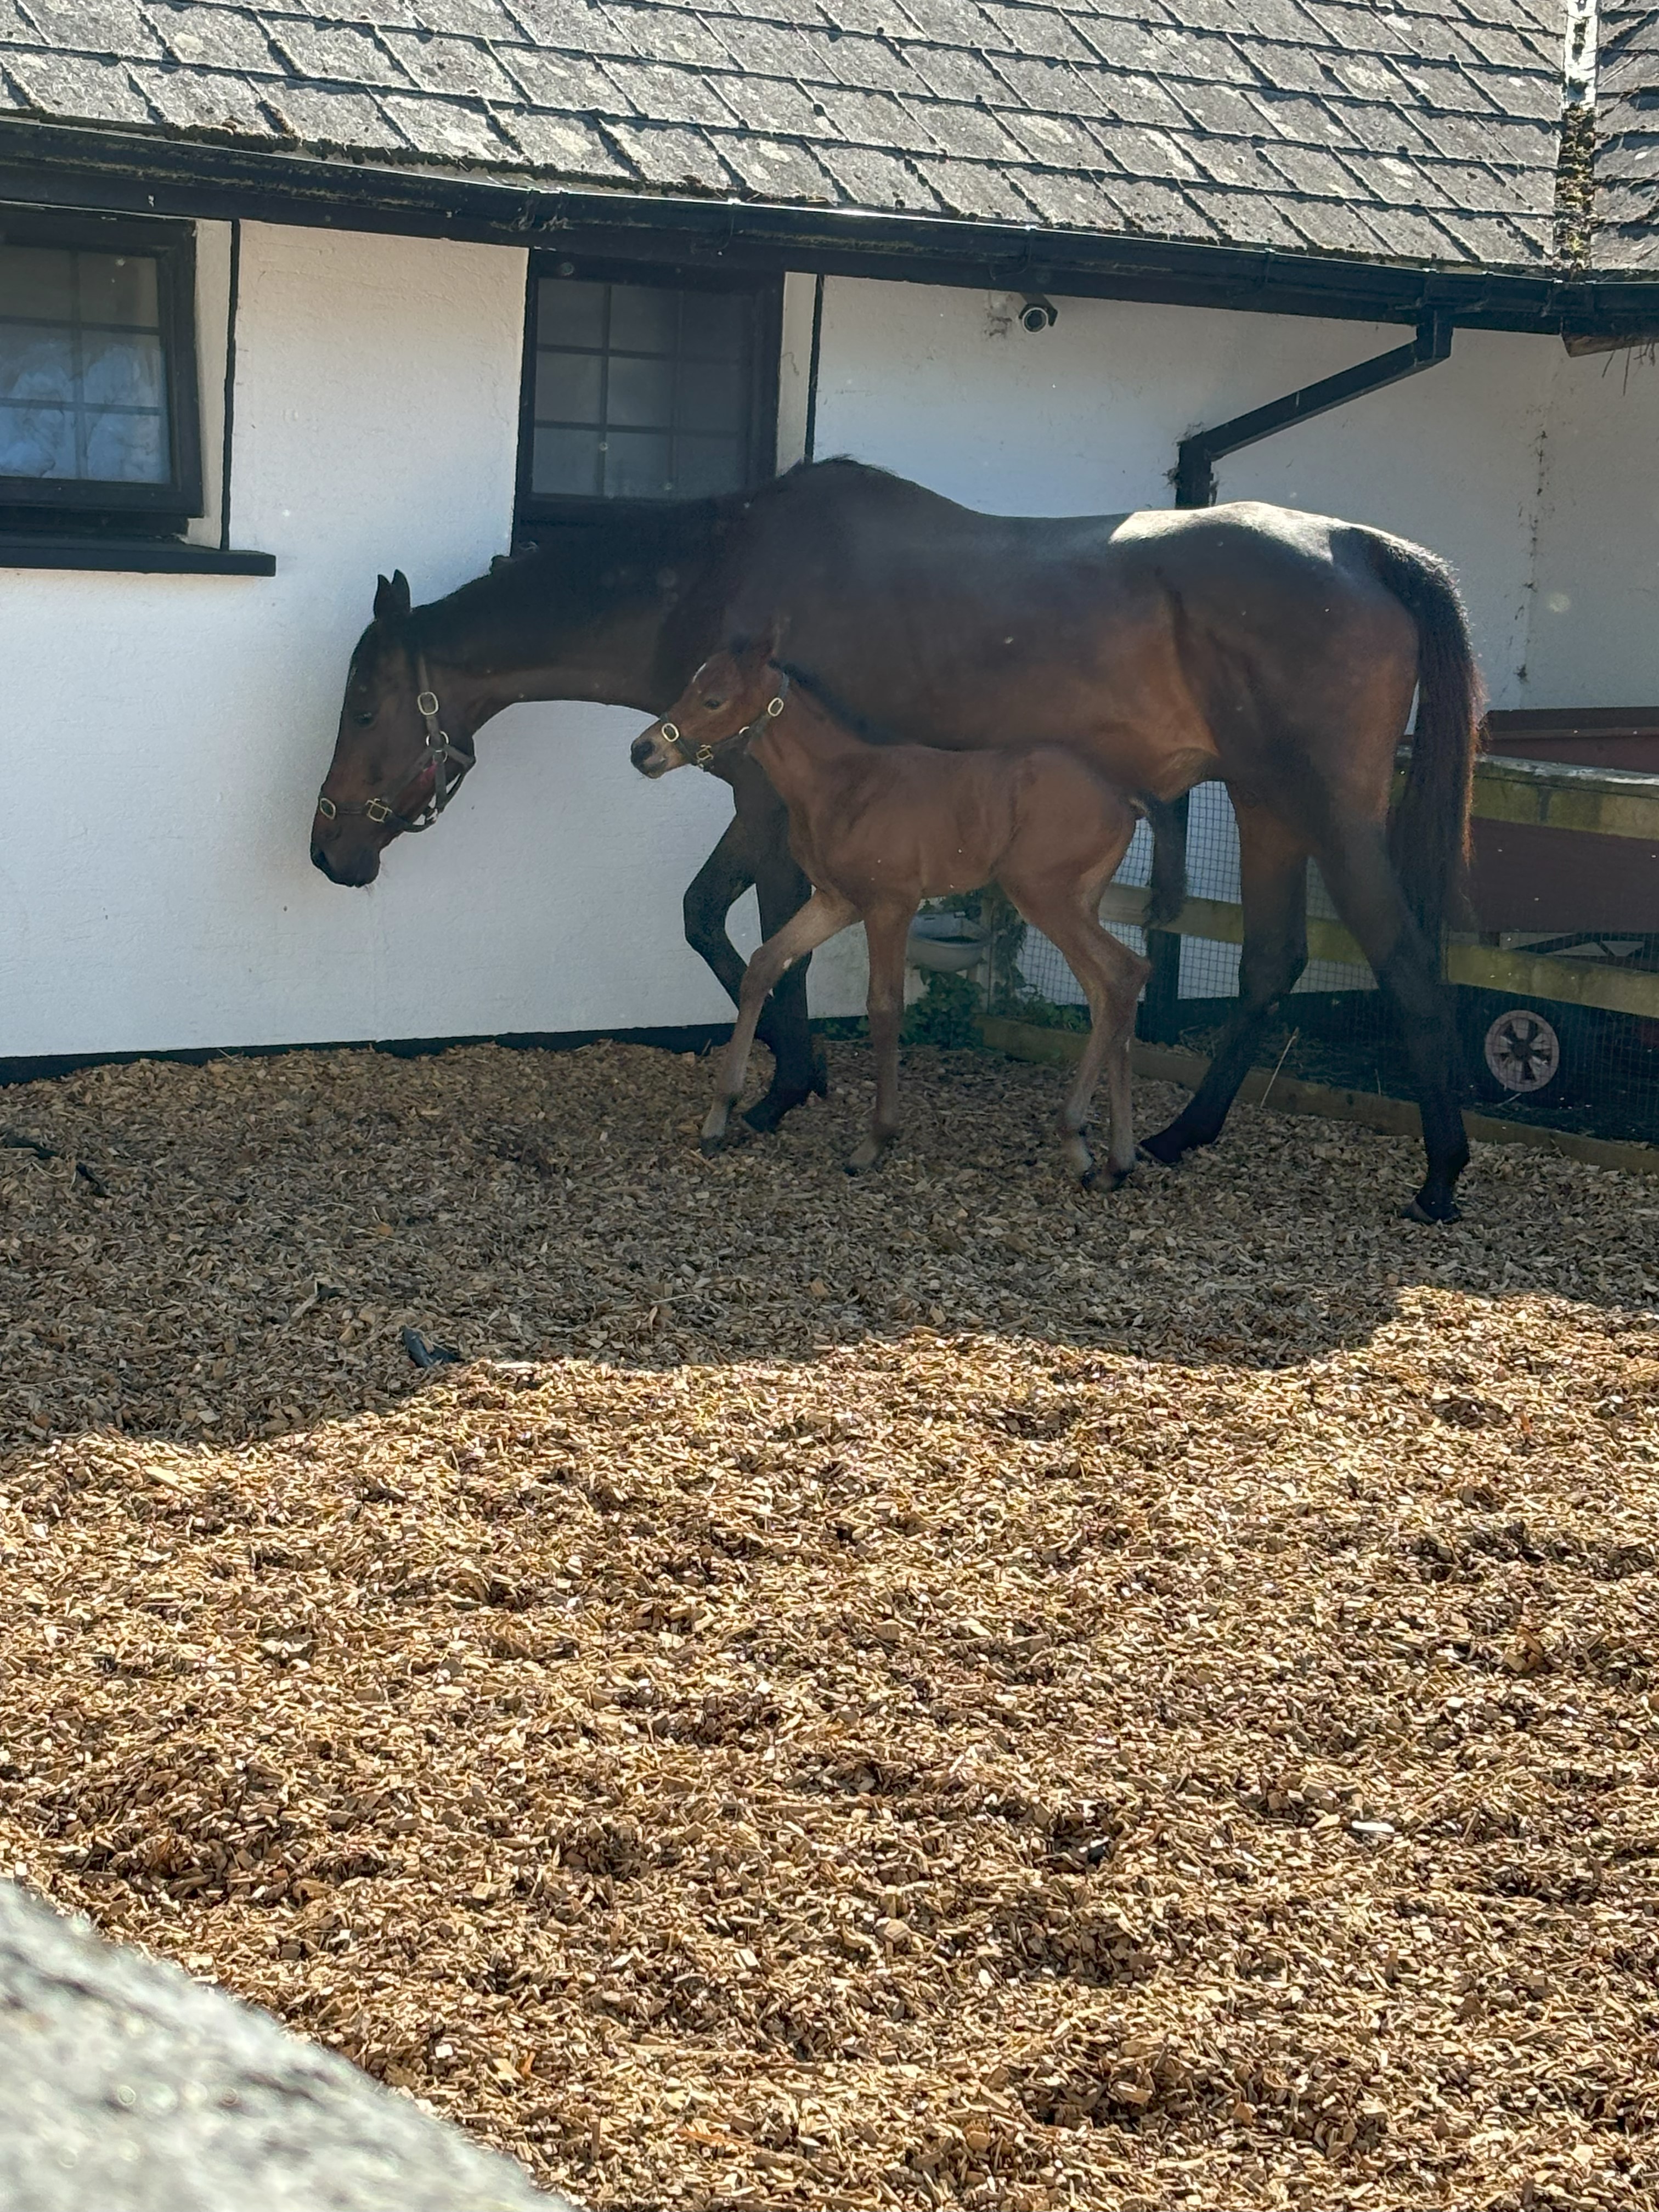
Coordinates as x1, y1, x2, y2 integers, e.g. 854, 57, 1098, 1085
315, 653, 477, 837
660, 669, 790, 772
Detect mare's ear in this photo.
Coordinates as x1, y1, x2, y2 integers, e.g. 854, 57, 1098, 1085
374, 570, 413, 622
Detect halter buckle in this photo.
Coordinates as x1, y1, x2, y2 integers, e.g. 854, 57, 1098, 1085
365, 798, 392, 824
695, 743, 715, 769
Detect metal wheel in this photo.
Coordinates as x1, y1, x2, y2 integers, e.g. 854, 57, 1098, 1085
1482, 1006, 1562, 1094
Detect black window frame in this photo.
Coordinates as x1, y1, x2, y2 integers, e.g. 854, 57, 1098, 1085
514, 254, 782, 532
0, 207, 204, 539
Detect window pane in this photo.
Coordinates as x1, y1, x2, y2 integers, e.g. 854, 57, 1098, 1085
679, 289, 745, 360
0, 244, 76, 321
533, 424, 603, 496
0, 329, 77, 405
608, 285, 676, 355
537, 278, 605, 349
678, 359, 743, 434
674, 435, 743, 498
0, 401, 75, 477
604, 429, 673, 497
0, 239, 173, 490
534, 348, 602, 424
81, 332, 165, 412
526, 273, 759, 506
606, 352, 675, 430
77, 252, 159, 328
84, 407, 167, 482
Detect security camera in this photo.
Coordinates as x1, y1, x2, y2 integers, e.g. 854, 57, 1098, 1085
1019, 295, 1058, 334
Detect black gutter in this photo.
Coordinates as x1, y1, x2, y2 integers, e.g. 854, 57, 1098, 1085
0, 114, 1595, 337
1174, 311, 1457, 508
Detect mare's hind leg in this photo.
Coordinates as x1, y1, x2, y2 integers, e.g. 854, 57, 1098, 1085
846, 904, 914, 1173
1012, 883, 1149, 1186
1313, 821, 1469, 1223
702, 891, 855, 1154
1141, 800, 1309, 1166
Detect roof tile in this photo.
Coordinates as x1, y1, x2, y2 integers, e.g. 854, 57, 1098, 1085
377, 88, 510, 156
262, 77, 408, 145
24, 0, 162, 60
600, 57, 738, 126
4, 45, 151, 116
129, 58, 274, 130
500, 103, 633, 170
380, 29, 519, 99
266, 21, 405, 86
910, 150, 1036, 218
145, 3, 278, 72
719, 131, 837, 200
495, 47, 622, 109
815, 138, 943, 208
601, 116, 733, 187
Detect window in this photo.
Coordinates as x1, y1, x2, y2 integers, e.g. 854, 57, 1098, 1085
517, 260, 778, 523
0, 213, 202, 537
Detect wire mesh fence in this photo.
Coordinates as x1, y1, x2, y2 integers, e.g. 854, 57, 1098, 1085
986, 772, 1659, 1149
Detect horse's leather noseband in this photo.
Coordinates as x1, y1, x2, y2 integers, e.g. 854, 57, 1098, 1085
660, 669, 790, 773
315, 652, 477, 836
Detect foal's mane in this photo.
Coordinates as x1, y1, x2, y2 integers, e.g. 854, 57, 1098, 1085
770, 658, 899, 749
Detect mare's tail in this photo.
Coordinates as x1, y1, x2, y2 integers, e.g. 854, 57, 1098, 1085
1359, 528, 1485, 946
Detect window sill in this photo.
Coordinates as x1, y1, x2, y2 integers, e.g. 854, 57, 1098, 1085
0, 536, 276, 576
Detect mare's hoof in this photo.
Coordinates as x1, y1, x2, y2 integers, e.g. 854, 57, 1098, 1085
1401, 1194, 1461, 1226
743, 1086, 815, 1134
1137, 1127, 1188, 1167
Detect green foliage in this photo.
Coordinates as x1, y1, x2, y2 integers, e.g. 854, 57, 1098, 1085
902, 967, 984, 1048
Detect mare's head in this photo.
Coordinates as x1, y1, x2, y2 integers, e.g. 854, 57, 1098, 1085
630, 634, 783, 780
312, 570, 468, 888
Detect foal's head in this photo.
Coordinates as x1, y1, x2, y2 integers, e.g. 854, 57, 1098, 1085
630, 637, 783, 780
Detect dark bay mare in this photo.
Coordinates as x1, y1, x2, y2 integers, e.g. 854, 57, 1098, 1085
312, 459, 1482, 1221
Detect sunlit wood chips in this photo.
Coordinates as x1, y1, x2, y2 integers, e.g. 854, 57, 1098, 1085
1, 1039, 1656, 2209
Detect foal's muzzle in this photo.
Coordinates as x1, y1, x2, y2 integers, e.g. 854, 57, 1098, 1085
631, 731, 670, 777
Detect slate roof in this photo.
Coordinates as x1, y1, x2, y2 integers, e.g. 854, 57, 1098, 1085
0, 0, 1570, 274
1595, 4, 1659, 267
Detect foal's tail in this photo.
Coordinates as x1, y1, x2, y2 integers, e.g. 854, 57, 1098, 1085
1361, 528, 1485, 946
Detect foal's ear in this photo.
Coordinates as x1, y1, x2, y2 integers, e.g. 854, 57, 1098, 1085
374, 570, 413, 622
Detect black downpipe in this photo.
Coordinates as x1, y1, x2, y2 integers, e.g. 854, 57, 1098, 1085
1138, 312, 1456, 1045
803, 274, 825, 462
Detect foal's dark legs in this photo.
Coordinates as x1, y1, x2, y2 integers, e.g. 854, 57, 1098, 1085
1313, 821, 1470, 1223
1141, 803, 1310, 1166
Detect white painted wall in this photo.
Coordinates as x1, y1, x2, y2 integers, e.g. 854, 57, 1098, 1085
1527, 346, 1659, 705
0, 223, 857, 1063
6, 244, 1651, 1061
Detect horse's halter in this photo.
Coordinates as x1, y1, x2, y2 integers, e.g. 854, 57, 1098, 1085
315, 652, 477, 837
659, 667, 790, 772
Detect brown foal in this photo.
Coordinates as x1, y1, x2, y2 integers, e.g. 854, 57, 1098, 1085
635, 641, 1149, 1185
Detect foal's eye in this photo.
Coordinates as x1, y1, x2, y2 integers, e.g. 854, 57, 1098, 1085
703, 694, 724, 710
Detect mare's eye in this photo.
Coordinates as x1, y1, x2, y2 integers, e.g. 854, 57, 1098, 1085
353, 710, 375, 727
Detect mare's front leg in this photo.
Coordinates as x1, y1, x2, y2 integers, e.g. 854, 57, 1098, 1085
702, 891, 857, 1154
740, 761, 830, 1132
847, 905, 915, 1174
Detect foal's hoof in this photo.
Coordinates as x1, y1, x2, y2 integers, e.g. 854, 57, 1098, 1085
844, 1140, 889, 1176
1400, 1193, 1461, 1226
1082, 1163, 1132, 1193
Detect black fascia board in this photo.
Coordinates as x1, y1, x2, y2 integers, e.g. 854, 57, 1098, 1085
0, 114, 1601, 336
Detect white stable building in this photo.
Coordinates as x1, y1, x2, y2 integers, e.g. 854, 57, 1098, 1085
2, 0, 1656, 1066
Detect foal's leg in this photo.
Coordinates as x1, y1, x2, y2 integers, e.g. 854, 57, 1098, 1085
702, 890, 856, 1154
1012, 882, 1149, 1186
845, 904, 916, 1174
1141, 800, 1310, 1166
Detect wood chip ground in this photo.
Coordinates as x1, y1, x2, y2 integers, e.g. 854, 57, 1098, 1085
2, 1039, 1656, 2210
